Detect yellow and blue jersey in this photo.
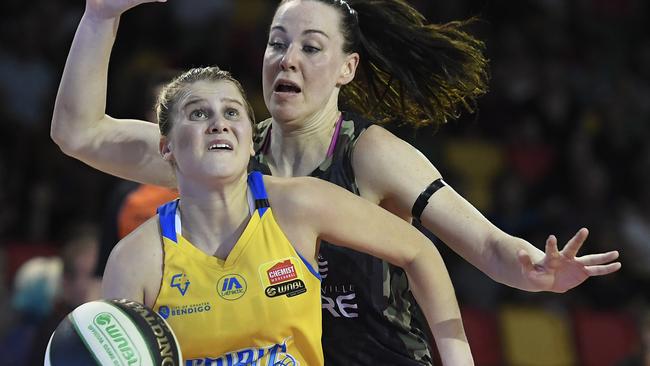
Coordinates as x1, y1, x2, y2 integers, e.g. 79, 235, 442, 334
153, 171, 323, 366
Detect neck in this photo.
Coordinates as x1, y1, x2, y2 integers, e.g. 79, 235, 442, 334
176, 174, 251, 259
268, 95, 341, 177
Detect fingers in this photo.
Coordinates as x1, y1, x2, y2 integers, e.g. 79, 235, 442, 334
585, 262, 622, 276
560, 228, 589, 258
545, 234, 560, 257
576, 250, 619, 266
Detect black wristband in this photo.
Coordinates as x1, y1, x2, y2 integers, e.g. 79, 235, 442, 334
411, 178, 447, 223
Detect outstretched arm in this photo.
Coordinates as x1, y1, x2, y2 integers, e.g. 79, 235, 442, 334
353, 125, 620, 293
269, 176, 473, 365
51, 0, 176, 187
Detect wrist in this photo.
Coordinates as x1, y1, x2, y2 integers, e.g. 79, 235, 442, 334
81, 10, 121, 27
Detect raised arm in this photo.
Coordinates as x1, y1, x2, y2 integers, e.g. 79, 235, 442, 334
51, 0, 176, 187
353, 125, 620, 293
269, 176, 473, 365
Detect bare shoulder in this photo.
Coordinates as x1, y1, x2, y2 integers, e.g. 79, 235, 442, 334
263, 174, 351, 227
263, 175, 326, 211
103, 215, 163, 305
354, 125, 415, 160
354, 124, 436, 174
108, 216, 162, 266
353, 125, 441, 215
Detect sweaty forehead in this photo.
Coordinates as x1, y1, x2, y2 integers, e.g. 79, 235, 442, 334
272, 0, 341, 37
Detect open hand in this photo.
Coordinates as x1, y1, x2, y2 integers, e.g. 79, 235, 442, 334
517, 228, 621, 293
85, 0, 166, 21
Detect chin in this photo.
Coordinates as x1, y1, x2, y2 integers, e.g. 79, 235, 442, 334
269, 104, 303, 124
201, 162, 245, 180
203, 171, 246, 187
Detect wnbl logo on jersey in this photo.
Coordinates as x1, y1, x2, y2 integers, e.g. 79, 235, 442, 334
171, 273, 190, 296
217, 274, 247, 300
258, 258, 308, 298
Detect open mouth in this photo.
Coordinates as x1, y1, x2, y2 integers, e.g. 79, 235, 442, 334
208, 143, 233, 151
274, 81, 301, 93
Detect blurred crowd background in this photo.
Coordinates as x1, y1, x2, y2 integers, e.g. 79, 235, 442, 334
0, 0, 648, 365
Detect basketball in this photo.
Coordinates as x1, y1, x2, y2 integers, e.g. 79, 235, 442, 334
44, 299, 182, 366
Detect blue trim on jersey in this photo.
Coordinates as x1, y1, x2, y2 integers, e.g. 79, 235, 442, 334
158, 174, 266, 242
247, 171, 320, 281
248, 171, 269, 216
297, 253, 322, 282
157, 199, 179, 242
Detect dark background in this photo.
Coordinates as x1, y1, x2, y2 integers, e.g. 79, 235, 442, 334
0, 0, 648, 365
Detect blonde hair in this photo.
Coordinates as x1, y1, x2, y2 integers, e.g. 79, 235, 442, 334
156, 66, 256, 136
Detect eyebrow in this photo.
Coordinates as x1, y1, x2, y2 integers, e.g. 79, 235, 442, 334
270, 25, 330, 39
221, 98, 245, 107
181, 98, 205, 111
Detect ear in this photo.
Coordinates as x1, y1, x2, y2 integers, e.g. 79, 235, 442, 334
336, 52, 359, 86
160, 137, 174, 162
250, 140, 256, 157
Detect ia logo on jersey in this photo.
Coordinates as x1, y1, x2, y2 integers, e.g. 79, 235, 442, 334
217, 274, 247, 300
170, 273, 190, 296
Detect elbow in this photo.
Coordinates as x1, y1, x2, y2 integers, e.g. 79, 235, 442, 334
50, 111, 96, 158
51, 124, 82, 157
51, 111, 76, 155
50, 118, 72, 155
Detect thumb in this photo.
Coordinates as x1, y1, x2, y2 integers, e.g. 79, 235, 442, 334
517, 249, 536, 275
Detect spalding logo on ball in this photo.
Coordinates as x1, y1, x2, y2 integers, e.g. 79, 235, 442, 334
44, 299, 182, 365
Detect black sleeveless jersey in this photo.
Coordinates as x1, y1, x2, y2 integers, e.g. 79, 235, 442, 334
253, 112, 433, 366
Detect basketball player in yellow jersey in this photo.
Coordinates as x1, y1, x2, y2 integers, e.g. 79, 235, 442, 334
150, 170, 324, 365
96, 68, 472, 365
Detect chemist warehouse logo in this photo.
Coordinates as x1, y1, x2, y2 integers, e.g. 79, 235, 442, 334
259, 258, 307, 298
